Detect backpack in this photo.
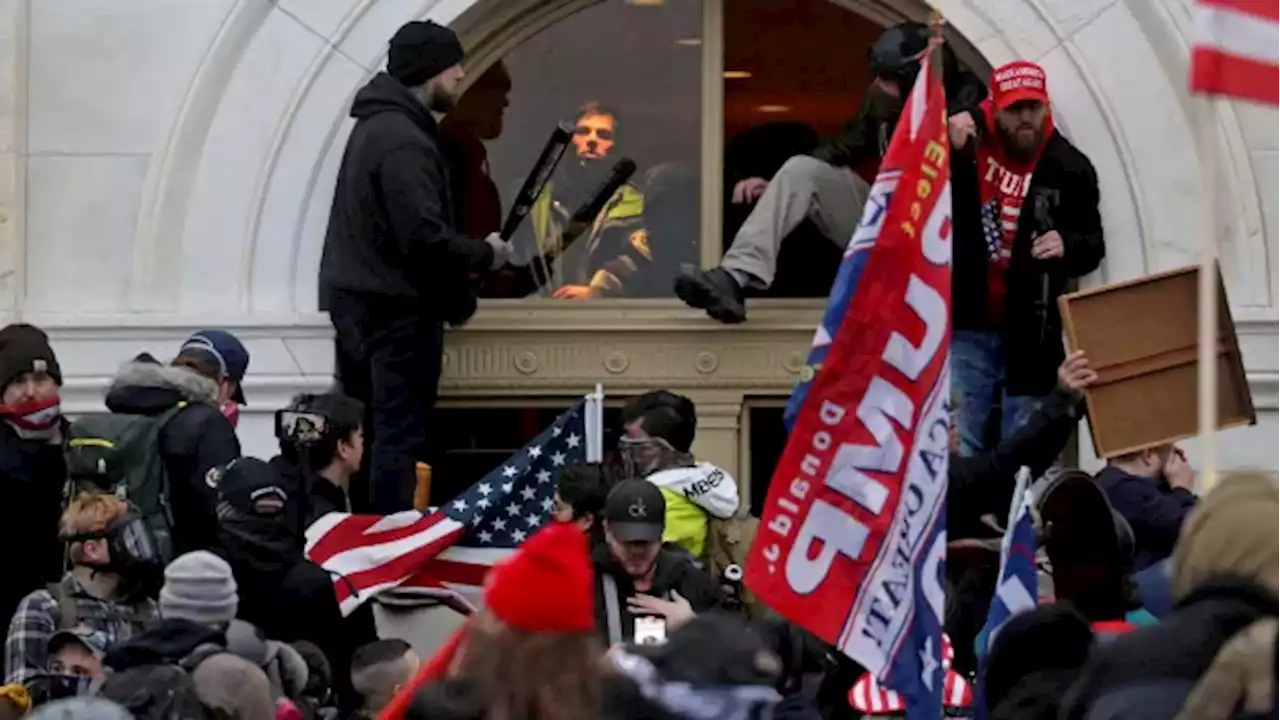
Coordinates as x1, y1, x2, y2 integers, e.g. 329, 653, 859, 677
97, 645, 224, 720
66, 403, 187, 565
705, 510, 761, 618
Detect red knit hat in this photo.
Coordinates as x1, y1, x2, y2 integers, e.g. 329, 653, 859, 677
483, 522, 595, 633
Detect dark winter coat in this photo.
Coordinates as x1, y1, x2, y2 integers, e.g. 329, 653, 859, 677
948, 384, 1083, 541
944, 385, 1084, 674
103, 358, 241, 557
951, 119, 1106, 396
0, 420, 68, 637
1060, 577, 1278, 720
591, 542, 718, 647
215, 516, 356, 708
812, 70, 988, 181
1095, 465, 1198, 572
318, 72, 493, 326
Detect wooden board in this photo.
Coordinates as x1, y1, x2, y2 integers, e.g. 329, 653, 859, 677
1058, 264, 1255, 458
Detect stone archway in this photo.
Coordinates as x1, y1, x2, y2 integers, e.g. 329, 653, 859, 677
133, 0, 1275, 319
31, 0, 1275, 466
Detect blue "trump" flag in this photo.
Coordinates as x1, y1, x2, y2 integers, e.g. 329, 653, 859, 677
782, 175, 894, 430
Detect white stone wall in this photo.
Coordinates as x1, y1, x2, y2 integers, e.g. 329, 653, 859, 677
0, 0, 1275, 466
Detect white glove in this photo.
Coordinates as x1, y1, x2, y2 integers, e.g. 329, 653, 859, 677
484, 232, 513, 271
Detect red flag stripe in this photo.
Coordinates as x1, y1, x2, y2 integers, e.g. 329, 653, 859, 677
307, 512, 439, 565
330, 522, 467, 606
402, 557, 495, 589
1190, 0, 1279, 105
1199, 0, 1279, 22
1191, 48, 1280, 104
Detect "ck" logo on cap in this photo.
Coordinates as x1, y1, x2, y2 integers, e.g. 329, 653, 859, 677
628, 498, 648, 519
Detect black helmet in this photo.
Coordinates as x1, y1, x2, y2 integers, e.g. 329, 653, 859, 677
868, 22, 932, 92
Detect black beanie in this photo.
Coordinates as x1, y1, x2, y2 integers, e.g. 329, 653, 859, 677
0, 323, 62, 391
387, 20, 464, 87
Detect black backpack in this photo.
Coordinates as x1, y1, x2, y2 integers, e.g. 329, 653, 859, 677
97, 645, 224, 720
66, 403, 187, 565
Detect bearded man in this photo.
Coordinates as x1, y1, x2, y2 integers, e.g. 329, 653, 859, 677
320, 20, 513, 513
948, 60, 1105, 456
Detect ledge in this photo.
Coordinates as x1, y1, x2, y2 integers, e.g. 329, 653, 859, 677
28, 299, 1277, 414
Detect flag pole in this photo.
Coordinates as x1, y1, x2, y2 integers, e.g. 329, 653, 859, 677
1194, 96, 1219, 494
587, 383, 604, 463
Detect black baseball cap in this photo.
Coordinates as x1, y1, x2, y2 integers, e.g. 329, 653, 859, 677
605, 479, 665, 543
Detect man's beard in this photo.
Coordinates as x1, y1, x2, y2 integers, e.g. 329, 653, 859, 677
996, 121, 1045, 162
428, 84, 458, 114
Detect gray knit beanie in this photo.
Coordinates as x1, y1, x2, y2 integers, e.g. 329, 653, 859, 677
160, 550, 239, 625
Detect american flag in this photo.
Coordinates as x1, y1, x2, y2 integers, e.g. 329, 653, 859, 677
848, 635, 973, 715
1190, 0, 1278, 106
306, 392, 603, 616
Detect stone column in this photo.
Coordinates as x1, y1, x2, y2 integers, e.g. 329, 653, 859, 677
684, 388, 746, 492
0, 0, 26, 324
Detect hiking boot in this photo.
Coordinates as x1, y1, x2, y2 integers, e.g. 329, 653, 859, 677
674, 266, 747, 324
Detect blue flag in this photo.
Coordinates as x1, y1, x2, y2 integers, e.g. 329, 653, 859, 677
973, 468, 1039, 718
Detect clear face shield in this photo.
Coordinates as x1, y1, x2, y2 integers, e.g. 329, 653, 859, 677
617, 435, 691, 480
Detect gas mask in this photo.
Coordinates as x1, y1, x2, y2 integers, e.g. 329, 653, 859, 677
62, 507, 164, 593
618, 435, 691, 480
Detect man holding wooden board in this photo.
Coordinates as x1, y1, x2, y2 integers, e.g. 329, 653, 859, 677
947, 61, 1106, 457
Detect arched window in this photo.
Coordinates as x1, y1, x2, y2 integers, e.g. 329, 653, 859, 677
454, 0, 979, 308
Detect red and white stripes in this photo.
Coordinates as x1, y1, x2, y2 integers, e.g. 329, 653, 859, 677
1190, 0, 1279, 105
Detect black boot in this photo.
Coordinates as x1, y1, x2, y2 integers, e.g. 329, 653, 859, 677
674, 266, 748, 324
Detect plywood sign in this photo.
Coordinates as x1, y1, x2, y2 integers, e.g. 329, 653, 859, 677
1058, 264, 1255, 459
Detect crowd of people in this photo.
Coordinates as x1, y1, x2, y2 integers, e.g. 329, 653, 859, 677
0, 14, 1274, 720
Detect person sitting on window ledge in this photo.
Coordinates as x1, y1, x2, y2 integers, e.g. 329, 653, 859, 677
675, 22, 986, 324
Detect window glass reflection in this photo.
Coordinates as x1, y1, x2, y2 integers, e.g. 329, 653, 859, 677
446, 0, 703, 301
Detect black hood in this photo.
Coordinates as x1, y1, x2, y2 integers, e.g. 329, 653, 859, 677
351, 72, 437, 135
104, 619, 224, 671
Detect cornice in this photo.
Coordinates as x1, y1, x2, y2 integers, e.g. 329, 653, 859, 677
34, 301, 1278, 416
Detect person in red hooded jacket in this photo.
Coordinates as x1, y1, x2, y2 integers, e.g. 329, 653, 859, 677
380, 522, 601, 720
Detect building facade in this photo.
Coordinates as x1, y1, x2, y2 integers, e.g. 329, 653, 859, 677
0, 0, 1276, 488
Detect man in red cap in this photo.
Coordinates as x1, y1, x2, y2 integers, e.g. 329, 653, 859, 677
948, 60, 1105, 457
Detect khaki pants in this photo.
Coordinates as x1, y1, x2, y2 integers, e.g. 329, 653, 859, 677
721, 155, 871, 288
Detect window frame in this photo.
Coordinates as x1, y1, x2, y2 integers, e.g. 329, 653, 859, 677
449, 0, 987, 320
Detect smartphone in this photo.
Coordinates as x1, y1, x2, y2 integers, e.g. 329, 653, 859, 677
633, 616, 667, 646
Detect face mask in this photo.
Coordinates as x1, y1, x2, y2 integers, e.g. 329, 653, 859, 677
38, 673, 94, 702
221, 401, 240, 429
619, 435, 694, 481
1, 395, 62, 440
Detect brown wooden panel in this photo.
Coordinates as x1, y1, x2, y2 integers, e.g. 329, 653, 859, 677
1058, 264, 1256, 458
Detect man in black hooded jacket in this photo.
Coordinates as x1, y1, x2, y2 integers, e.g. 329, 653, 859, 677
209, 457, 358, 709
319, 20, 513, 514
